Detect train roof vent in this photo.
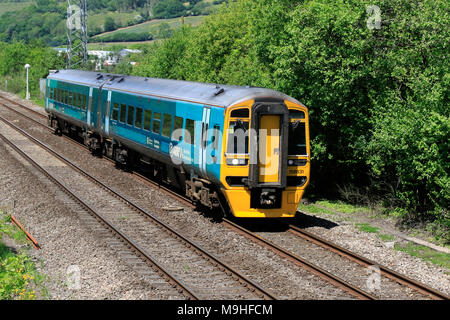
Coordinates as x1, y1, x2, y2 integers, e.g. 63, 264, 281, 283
214, 85, 225, 96
118, 77, 125, 83
96, 74, 103, 80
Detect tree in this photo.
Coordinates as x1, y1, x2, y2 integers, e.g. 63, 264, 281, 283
104, 17, 117, 32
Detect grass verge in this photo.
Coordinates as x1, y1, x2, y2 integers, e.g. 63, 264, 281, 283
394, 242, 450, 270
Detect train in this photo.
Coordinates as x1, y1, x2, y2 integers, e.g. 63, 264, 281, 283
44, 69, 310, 218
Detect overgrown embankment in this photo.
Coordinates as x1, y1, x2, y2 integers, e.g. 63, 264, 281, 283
0, 210, 45, 300
131, 0, 449, 241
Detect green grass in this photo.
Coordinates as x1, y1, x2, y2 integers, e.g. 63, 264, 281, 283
0, 2, 32, 16
395, 242, 450, 270
298, 203, 336, 215
355, 222, 379, 233
0, 210, 44, 300
93, 15, 205, 40
379, 233, 396, 242
315, 200, 371, 214
88, 10, 147, 32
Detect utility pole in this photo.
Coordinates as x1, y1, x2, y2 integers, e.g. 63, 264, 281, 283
67, 0, 88, 69
24, 64, 30, 100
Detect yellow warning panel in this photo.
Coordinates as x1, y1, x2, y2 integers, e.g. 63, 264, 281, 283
259, 115, 280, 183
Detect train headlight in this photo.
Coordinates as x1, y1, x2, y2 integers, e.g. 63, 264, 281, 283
226, 158, 248, 166
288, 159, 307, 166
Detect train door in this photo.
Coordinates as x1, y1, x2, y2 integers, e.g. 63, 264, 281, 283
87, 87, 94, 128
103, 90, 112, 135
258, 115, 281, 183
97, 87, 108, 133
200, 106, 211, 178
248, 103, 289, 190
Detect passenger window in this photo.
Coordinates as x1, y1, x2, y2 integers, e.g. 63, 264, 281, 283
119, 104, 127, 123
152, 112, 161, 134
162, 114, 172, 137
173, 116, 183, 141
74, 93, 79, 108
111, 103, 119, 121
185, 119, 195, 145
83, 94, 87, 110
127, 105, 135, 126
143, 110, 152, 131
135, 107, 143, 128
68, 92, 73, 106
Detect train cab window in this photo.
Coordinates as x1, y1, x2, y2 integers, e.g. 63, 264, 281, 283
288, 121, 307, 155
173, 116, 183, 141
143, 110, 152, 131
152, 112, 161, 134
162, 114, 172, 137
227, 120, 249, 154
127, 105, 135, 126
111, 103, 119, 121
135, 107, 143, 128
119, 104, 127, 123
185, 119, 195, 145
289, 109, 305, 119
230, 108, 249, 118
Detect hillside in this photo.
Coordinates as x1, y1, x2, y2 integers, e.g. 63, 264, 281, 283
92, 15, 205, 42
0, 0, 225, 46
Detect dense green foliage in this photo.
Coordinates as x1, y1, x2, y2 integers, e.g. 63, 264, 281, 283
133, 0, 449, 231
0, 41, 65, 96
0, 0, 223, 46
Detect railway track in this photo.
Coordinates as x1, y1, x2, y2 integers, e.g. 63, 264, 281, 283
0, 95, 448, 300
0, 113, 277, 300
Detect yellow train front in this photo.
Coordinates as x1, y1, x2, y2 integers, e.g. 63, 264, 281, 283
219, 98, 310, 218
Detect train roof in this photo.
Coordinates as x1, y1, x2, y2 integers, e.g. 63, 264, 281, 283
47, 69, 304, 108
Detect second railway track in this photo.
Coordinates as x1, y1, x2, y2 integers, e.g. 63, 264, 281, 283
0, 95, 448, 300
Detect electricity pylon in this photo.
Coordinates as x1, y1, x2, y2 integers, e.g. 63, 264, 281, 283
67, 0, 88, 69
